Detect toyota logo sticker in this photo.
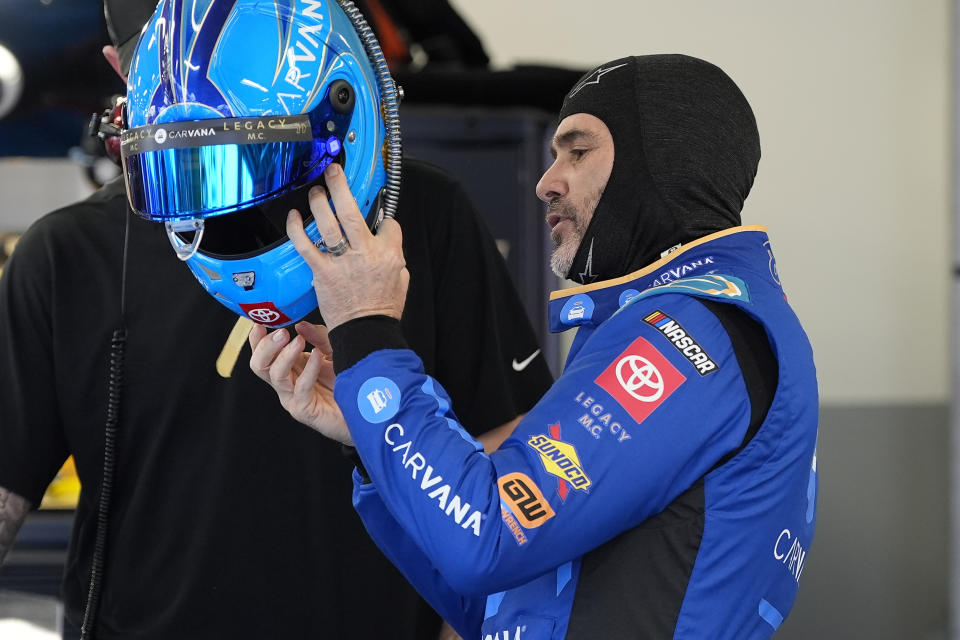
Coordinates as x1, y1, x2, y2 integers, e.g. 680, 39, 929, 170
615, 355, 665, 402
594, 336, 686, 424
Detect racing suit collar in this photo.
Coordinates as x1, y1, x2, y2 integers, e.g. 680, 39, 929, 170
548, 225, 769, 334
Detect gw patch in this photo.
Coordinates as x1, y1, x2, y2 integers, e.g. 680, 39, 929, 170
643, 310, 719, 376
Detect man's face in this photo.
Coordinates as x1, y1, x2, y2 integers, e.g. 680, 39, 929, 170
536, 113, 615, 278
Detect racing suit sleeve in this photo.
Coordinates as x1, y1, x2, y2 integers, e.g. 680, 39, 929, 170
332, 293, 756, 597
352, 472, 484, 638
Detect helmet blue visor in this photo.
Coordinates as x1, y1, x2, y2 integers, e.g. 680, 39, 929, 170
121, 112, 347, 222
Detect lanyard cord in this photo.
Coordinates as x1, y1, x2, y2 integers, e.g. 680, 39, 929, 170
80, 203, 130, 640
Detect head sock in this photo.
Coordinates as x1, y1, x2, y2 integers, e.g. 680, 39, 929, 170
104, 0, 158, 74
558, 54, 761, 284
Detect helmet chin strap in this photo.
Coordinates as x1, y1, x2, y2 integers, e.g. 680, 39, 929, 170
165, 218, 205, 261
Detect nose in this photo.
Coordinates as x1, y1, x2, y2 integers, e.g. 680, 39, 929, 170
536, 161, 567, 203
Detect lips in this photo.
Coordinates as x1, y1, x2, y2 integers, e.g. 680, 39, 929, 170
547, 198, 577, 230
549, 218, 573, 248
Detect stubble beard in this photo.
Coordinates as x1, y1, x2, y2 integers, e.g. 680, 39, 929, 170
550, 225, 582, 278
548, 194, 597, 279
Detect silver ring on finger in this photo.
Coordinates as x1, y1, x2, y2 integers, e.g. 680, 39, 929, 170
324, 236, 349, 257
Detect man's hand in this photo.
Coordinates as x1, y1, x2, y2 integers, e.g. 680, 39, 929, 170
249, 163, 410, 442
248, 321, 352, 445
287, 163, 409, 331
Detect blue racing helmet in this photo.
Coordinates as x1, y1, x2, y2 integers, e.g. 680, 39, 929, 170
121, 0, 401, 328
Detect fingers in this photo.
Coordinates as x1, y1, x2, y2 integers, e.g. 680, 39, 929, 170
249, 327, 290, 381
249, 327, 309, 401
295, 164, 396, 266
306, 182, 346, 254
376, 218, 404, 260
269, 332, 306, 394
323, 163, 371, 249
286, 208, 324, 270
294, 322, 334, 389
295, 321, 332, 357
293, 348, 325, 404
248, 323, 267, 352
315, 353, 336, 390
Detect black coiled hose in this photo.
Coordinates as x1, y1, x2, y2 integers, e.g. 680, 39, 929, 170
80, 201, 130, 640
80, 328, 126, 640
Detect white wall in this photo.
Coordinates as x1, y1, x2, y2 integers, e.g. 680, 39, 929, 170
0, 159, 93, 231
0, 2, 949, 405
452, 0, 953, 405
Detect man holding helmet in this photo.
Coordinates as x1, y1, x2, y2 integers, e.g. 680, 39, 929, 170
0, 1, 550, 637
252, 54, 819, 638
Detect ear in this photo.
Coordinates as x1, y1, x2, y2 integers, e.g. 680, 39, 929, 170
102, 45, 127, 83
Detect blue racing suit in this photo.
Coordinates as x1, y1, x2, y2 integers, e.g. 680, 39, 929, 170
333, 226, 818, 639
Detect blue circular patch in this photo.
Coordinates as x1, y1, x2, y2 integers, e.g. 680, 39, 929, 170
619, 289, 641, 307
560, 295, 595, 325
357, 377, 402, 423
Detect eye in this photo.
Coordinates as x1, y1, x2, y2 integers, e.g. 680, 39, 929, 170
570, 148, 589, 161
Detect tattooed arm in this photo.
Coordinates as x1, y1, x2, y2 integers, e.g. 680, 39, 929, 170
0, 486, 31, 565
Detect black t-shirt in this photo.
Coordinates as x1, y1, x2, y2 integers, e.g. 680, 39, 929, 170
0, 158, 552, 639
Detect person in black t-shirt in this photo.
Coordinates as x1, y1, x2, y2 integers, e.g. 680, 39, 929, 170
0, 159, 548, 639
0, 3, 552, 638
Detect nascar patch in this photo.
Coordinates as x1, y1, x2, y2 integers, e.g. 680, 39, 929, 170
643, 310, 718, 376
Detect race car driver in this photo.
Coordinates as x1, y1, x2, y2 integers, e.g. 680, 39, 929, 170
251, 54, 819, 639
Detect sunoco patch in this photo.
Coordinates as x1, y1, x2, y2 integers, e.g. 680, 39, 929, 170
643, 310, 719, 376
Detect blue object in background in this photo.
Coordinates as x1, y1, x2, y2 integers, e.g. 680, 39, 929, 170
0, 0, 125, 157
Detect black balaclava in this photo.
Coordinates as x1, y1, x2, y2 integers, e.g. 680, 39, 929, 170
103, 0, 158, 75
558, 54, 761, 284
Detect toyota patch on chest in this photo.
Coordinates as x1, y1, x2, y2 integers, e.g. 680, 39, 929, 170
595, 336, 686, 424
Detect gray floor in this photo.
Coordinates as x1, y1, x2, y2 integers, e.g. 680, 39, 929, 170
0, 591, 59, 639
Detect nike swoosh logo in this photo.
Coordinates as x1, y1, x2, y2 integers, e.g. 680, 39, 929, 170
512, 349, 541, 372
